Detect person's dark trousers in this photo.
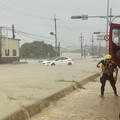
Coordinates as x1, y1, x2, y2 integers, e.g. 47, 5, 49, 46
100, 74, 117, 96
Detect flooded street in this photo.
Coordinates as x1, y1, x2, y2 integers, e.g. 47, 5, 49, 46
1, 0, 120, 119
31, 76, 120, 120
0, 59, 99, 119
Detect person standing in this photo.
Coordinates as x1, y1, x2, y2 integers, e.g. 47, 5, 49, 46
97, 54, 118, 97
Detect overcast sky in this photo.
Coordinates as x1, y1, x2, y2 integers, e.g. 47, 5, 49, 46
0, 0, 120, 47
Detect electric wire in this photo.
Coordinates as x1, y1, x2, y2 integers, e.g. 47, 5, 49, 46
16, 32, 27, 43
5, 27, 52, 40
0, 3, 52, 20
2, 27, 54, 45
5, 24, 78, 46
0, 2, 91, 47
15, 31, 54, 45
58, 20, 82, 46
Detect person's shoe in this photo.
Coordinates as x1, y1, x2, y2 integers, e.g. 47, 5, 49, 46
99, 94, 104, 99
115, 93, 118, 96
100, 94, 104, 97
101, 93, 104, 96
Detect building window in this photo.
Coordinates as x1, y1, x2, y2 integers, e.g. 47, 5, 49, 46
5, 49, 9, 56
13, 50, 16, 56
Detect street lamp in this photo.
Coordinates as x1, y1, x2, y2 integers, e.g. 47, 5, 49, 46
50, 32, 57, 57
71, 15, 88, 20
50, 15, 58, 57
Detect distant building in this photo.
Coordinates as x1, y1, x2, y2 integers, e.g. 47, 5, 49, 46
0, 37, 20, 63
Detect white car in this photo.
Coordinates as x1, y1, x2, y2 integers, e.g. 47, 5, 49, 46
42, 57, 73, 66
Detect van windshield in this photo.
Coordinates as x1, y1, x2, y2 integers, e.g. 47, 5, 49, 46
112, 28, 120, 46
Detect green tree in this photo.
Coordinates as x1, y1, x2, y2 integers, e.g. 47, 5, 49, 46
20, 41, 55, 58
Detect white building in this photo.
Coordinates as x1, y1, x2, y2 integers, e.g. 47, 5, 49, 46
0, 37, 20, 63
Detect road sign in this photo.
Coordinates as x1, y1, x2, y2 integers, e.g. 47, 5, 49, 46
97, 35, 105, 40
93, 32, 101, 34
104, 35, 109, 41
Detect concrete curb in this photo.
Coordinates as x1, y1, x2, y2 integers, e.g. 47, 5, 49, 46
3, 72, 101, 120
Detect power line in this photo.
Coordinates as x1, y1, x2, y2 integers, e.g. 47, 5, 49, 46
58, 20, 83, 46
1, 24, 89, 47
15, 29, 51, 39
15, 30, 54, 44
58, 20, 79, 36
0, 3, 52, 20
5, 27, 51, 39
16, 31, 54, 45
1, 27, 54, 44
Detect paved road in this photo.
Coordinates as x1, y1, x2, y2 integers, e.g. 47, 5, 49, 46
0, 59, 99, 119
31, 75, 120, 120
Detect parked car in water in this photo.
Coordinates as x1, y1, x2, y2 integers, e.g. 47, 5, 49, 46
42, 56, 73, 66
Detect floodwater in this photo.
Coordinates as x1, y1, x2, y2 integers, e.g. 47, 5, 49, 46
0, 59, 99, 119
31, 75, 120, 120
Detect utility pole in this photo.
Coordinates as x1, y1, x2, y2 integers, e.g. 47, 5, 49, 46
91, 35, 94, 57
79, 33, 84, 59
58, 42, 60, 57
12, 24, 15, 39
106, 0, 109, 53
83, 45, 86, 58
53, 14, 58, 57
50, 15, 59, 57
98, 40, 101, 57
106, 0, 109, 36
71, 2, 120, 53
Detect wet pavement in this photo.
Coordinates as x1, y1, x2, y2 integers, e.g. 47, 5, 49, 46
0, 59, 99, 119
31, 75, 120, 120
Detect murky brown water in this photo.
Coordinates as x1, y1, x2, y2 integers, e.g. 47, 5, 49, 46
0, 59, 99, 119
31, 76, 120, 120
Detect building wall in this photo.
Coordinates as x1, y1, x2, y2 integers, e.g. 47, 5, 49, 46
1, 38, 20, 63
1, 57, 20, 64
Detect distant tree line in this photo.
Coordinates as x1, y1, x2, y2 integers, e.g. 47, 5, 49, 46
20, 41, 55, 58
67, 45, 107, 57
20, 41, 107, 59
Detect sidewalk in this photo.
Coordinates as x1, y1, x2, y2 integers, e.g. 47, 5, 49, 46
0, 59, 100, 120
31, 74, 120, 120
